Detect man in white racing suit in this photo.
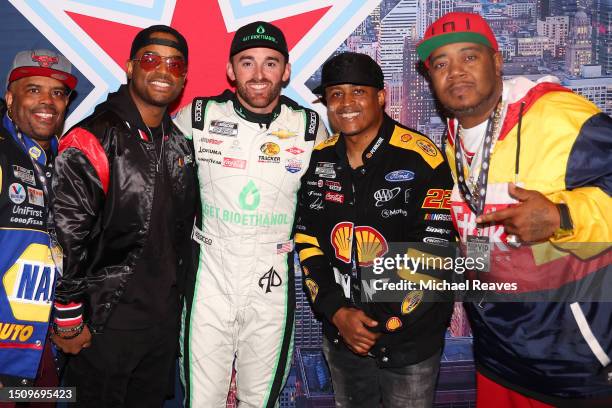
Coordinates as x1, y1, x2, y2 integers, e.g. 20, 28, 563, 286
174, 21, 328, 407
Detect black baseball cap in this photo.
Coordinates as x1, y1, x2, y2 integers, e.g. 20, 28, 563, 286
229, 21, 289, 60
313, 52, 384, 95
130, 25, 189, 63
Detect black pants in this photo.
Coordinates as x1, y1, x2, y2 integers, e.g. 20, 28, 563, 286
63, 322, 178, 407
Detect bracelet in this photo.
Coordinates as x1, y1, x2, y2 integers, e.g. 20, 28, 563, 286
52, 321, 85, 339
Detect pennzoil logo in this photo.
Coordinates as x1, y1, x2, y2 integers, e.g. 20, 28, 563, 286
2, 244, 56, 322
330, 223, 388, 266
416, 140, 437, 157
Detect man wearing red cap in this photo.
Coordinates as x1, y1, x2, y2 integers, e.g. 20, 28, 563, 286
419, 12, 612, 407
0, 49, 76, 406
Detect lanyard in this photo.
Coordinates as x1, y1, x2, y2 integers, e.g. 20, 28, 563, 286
453, 99, 502, 216
3, 114, 63, 273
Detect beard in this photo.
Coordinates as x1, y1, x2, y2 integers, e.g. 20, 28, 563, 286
442, 80, 502, 120
235, 79, 283, 111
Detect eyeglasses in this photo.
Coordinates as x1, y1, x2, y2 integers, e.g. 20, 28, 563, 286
132, 53, 187, 77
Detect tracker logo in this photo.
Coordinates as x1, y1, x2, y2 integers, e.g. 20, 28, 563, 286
259, 268, 282, 293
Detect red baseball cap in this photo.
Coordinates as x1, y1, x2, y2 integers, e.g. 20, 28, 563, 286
7, 49, 77, 90
417, 12, 498, 67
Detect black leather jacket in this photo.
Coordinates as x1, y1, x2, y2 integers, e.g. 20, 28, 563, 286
52, 85, 197, 332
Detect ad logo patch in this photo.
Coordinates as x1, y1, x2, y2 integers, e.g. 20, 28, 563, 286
9, 183, 26, 204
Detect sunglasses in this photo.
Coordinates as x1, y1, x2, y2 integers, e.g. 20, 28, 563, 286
132, 53, 187, 77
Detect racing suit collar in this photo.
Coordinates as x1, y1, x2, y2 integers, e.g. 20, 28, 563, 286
335, 113, 394, 169
230, 90, 282, 128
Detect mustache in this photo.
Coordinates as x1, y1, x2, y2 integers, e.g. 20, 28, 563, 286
149, 74, 175, 85
32, 105, 59, 115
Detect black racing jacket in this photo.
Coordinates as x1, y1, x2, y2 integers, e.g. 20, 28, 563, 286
295, 115, 455, 367
52, 85, 197, 332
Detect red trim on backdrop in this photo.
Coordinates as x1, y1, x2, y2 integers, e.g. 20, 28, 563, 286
59, 128, 110, 194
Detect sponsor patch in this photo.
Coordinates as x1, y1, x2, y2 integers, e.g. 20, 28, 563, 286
9, 183, 26, 204
386, 316, 402, 331
198, 146, 222, 155
28, 146, 42, 160
422, 189, 452, 209
381, 208, 407, 218
424, 213, 452, 221
325, 181, 342, 191
260, 142, 280, 156
373, 187, 401, 207
270, 129, 298, 139
325, 192, 344, 204
201, 137, 223, 145
259, 267, 282, 293
209, 120, 238, 137
426, 226, 451, 235
423, 236, 449, 246
400, 134, 413, 143
12, 165, 35, 186
286, 146, 304, 155
416, 140, 437, 156
385, 170, 415, 182
305, 278, 318, 302
302, 266, 310, 276
223, 157, 247, 169
27, 187, 44, 207
285, 158, 303, 173
315, 162, 336, 179
401, 291, 423, 315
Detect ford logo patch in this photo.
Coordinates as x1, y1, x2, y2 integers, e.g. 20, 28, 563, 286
385, 170, 415, 182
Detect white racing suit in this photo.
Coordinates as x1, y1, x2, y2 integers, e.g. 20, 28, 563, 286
174, 90, 327, 407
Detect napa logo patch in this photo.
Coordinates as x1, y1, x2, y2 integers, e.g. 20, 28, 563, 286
2, 244, 56, 322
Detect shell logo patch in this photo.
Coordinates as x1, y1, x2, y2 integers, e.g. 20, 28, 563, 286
386, 316, 402, 332
331, 222, 354, 264
305, 278, 319, 302
331, 223, 388, 266
2, 244, 56, 322
401, 291, 423, 315
354, 226, 388, 267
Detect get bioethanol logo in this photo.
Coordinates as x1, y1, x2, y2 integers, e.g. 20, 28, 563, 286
239, 180, 260, 211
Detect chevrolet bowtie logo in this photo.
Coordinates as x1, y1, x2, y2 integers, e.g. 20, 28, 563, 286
270, 129, 297, 139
